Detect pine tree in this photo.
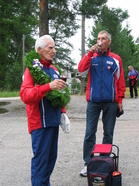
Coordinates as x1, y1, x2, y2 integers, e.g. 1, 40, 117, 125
39, 0, 79, 72
0, 0, 38, 89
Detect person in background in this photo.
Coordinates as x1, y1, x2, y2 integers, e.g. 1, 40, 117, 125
78, 30, 125, 177
127, 65, 138, 98
20, 35, 67, 186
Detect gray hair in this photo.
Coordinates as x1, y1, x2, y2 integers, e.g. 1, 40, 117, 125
98, 30, 111, 41
35, 35, 54, 53
128, 65, 133, 69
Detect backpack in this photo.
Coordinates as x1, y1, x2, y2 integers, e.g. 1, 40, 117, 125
87, 156, 116, 186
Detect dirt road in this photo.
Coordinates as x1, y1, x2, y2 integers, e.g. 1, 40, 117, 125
0, 95, 139, 186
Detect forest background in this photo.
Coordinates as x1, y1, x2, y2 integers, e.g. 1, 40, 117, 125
1, 0, 139, 93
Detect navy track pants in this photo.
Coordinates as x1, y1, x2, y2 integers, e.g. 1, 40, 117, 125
31, 127, 59, 186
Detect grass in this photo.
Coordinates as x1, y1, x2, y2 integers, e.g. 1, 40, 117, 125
125, 87, 139, 97
0, 88, 136, 98
0, 91, 20, 98
125, 87, 130, 97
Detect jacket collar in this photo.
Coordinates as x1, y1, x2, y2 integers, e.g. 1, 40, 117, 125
98, 48, 110, 56
40, 58, 52, 68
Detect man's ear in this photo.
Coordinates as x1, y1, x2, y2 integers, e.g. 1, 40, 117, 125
37, 47, 41, 54
108, 40, 111, 45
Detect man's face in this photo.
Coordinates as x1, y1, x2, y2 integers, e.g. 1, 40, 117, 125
128, 67, 133, 71
97, 33, 111, 52
38, 40, 56, 61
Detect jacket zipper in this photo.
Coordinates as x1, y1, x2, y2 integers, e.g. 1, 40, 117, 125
101, 55, 103, 100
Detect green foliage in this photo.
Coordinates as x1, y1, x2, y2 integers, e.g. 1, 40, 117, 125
46, 87, 71, 108
75, 0, 107, 18
80, 0, 107, 18
48, 0, 79, 71
0, 0, 39, 89
24, 50, 71, 108
49, 0, 79, 38
24, 50, 51, 85
0, 0, 79, 90
5, 61, 22, 91
54, 47, 76, 72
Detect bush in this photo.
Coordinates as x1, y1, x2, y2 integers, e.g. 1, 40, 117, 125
5, 61, 23, 91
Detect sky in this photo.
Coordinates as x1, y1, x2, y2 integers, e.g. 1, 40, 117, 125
70, 0, 139, 68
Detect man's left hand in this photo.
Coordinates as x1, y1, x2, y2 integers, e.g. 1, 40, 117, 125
118, 103, 123, 112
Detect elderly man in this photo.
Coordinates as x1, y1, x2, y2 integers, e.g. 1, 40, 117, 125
20, 35, 66, 186
78, 30, 125, 176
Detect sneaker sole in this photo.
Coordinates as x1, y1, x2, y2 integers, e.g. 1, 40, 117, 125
80, 173, 87, 177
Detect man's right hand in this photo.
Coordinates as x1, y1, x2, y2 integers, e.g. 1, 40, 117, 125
49, 79, 66, 90
90, 44, 99, 54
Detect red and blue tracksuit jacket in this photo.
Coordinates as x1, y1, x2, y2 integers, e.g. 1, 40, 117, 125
20, 59, 66, 134
78, 49, 125, 103
128, 69, 138, 86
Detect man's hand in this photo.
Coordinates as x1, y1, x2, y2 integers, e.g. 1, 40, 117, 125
49, 79, 66, 90
90, 44, 99, 54
118, 103, 123, 112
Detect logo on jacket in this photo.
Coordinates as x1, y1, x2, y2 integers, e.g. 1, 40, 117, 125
107, 61, 113, 65
53, 74, 59, 79
108, 66, 111, 70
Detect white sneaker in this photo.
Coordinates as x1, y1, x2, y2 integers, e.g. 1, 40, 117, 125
80, 166, 87, 177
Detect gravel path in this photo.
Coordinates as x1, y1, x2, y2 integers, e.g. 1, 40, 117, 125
0, 95, 139, 186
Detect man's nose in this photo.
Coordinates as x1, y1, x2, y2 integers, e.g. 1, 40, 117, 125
53, 48, 56, 54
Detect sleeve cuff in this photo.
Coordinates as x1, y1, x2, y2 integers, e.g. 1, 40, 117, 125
61, 106, 66, 113
118, 97, 122, 104
88, 51, 93, 57
39, 84, 51, 95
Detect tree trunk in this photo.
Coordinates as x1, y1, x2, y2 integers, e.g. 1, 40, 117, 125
39, 0, 49, 36
81, 15, 85, 58
80, 12, 85, 95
